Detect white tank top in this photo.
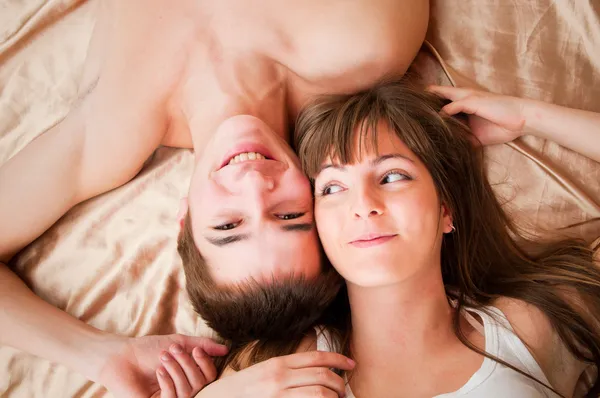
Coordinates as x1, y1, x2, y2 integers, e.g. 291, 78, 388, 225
316, 306, 559, 397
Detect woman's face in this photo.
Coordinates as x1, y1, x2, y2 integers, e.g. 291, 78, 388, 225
313, 122, 453, 287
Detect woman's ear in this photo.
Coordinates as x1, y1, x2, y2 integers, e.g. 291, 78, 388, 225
177, 198, 189, 230
441, 203, 454, 234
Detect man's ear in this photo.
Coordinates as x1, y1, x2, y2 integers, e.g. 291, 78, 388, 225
177, 198, 189, 230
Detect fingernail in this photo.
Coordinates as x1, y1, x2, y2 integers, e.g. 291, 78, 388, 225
161, 352, 171, 362
347, 358, 356, 366
170, 344, 183, 354
157, 368, 166, 377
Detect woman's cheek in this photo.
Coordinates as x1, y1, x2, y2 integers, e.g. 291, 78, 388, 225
315, 203, 341, 252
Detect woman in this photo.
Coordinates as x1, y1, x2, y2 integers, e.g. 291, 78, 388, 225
155, 81, 600, 396
293, 80, 600, 397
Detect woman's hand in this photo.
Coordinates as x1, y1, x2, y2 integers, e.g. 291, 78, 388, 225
97, 334, 228, 398
197, 351, 355, 398
428, 85, 528, 146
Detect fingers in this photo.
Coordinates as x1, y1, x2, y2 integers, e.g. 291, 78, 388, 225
441, 99, 479, 116
283, 386, 339, 398
169, 344, 209, 391
192, 346, 218, 383
427, 85, 481, 116
156, 367, 176, 398
285, 367, 346, 397
282, 351, 355, 372
181, 336, 229, 357
427, 85, 474, 101
160, 351, 193, 397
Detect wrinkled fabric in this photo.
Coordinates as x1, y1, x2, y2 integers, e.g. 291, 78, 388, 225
427, 0, 600, 242
0, 0, 599, 396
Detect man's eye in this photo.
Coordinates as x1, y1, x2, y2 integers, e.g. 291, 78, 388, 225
277, 213, 305, 220
214, 221, 240, 230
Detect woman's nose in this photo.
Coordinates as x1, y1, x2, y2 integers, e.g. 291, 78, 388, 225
352, 189, 384, 219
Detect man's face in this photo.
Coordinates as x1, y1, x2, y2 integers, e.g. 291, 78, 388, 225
185, 115, 321, 284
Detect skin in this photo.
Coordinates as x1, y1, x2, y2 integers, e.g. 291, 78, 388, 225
160, 89, 599, 395
429, 85, 600, 163
308, 90, 598, 396
183, 115, 321, 284
0, 0, 429, 396
314, 124, 485, 396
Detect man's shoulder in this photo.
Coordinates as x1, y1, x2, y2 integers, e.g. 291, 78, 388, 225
278, 0, 429, 107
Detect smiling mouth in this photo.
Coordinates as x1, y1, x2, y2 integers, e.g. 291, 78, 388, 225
219, 145, 276, 170
227, 152, 269, 164
349, 234, 398, 248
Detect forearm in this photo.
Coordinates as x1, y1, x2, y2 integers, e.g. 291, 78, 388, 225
0, 262, 112, 381
523, 100, 600, 163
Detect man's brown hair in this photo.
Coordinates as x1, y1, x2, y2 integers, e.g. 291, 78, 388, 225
177, 212, 342, 373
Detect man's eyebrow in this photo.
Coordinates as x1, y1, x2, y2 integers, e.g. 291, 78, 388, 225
205, 234, 250, 247
371, 154, 414, 166
281, 223, 314, 232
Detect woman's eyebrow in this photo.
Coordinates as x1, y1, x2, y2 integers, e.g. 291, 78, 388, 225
319, 153, 414, 173
319, 163, 346, 173
371, 153, 415, 166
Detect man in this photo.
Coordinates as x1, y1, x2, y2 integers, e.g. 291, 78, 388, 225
0, 0, 429, 396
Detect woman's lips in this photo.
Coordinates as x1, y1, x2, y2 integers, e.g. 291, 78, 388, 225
349, 234, 398, 248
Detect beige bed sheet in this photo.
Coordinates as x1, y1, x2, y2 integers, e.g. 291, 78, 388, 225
0, 0, 599, 396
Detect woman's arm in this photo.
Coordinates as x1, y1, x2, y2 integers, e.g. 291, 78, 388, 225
494, 297, 588, 397
197, 351, 354, 398
428, 85, 600, 163
523, 101, 600, 163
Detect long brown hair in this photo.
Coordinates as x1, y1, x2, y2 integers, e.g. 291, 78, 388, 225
295, 78, 600, 396
177, 212, 343, 374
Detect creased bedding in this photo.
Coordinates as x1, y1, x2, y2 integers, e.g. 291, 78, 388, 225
1, 0, 599, 396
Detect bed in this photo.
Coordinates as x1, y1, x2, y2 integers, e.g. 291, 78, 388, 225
1, 0, 599, 396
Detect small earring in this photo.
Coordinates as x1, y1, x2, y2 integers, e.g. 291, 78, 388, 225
450, 224, 456, 233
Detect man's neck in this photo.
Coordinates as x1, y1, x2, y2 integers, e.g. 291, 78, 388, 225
181, 51, 290, 161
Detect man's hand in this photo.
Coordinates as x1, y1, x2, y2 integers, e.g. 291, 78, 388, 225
97, 334, 228, 398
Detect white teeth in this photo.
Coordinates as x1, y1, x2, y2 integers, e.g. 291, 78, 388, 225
227, 152, 268, 165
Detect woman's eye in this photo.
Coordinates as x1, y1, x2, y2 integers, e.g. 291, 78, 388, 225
278, 213, 305, 220
321, 184, 344, 196
214, 221, 240, 230
381, 171, 409, 184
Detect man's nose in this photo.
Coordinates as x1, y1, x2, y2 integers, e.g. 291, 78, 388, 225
239, 169, 276, 192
